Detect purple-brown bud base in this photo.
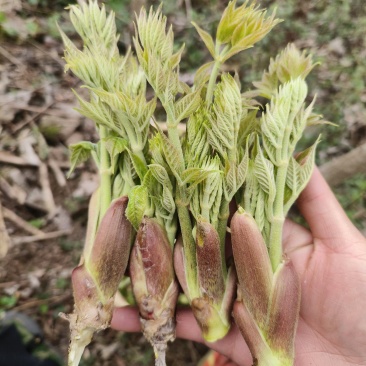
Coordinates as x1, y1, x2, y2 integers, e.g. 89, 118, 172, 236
130, 217, 179, 366
61, 196, 133, 366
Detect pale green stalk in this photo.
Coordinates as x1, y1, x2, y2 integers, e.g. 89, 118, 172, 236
99, 125, 112, 217
217, 200, 230, 271
269, 163, 288, 271
176, 193, 199, 299
205, 44, 229, 105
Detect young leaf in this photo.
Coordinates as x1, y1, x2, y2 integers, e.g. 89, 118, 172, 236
104, 136, 128, 161
149, 163, 173, 191
126, 185, 148, 230
191, 22, 215, 58
254, 144, 276, 200
194, 61, 215, 87
126, 149, 148, 181
160, 132, 184, 182
68, 141, 96, 177
174, 90, 202, 123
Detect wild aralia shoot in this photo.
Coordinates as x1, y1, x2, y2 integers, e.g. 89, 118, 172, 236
58, 1, 328, 365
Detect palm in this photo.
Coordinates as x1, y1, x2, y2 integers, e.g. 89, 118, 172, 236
289, 222, 366, 366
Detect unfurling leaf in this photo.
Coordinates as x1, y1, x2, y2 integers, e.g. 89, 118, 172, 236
174, 90, 202, 123
68, 141, 96, 177
126, 149, 148, 180
191, 22, 215, 57
251, 43, 318, 99
104, 136, 128, 161
126, 185, 149, 230
194, 62, 215, 86
261, 78, 308, 165
254, 144, 276, 200
217, 1, 281, 62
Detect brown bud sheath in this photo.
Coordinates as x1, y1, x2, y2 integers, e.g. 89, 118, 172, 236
233, 299, 271, 365
129, 217, 179, 366
189, 220, 234, 342
266, 259, 300, 361
62, 196, 133, 366
173, 236, 189, 296
231, 208, 273, 326
81, 188, 100, 264
196, 220, 225, 303
88, 196, 133, 300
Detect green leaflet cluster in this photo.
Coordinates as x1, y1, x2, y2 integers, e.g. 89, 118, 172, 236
59, 1, 328, 365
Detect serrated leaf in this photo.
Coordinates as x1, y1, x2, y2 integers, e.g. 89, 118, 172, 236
68, 141, 96, 177
169, 43, 185, 69
126, 149, 147, 181
149, 163, 172, 190
126, 185, 148, 230
254, 144, 276, 200
284, 136, 320, 214
182, 167, 220, 187
104, 136, 128, 161
255, 188, 266, 232
160, 132, 184, 182
224, 162, 236, 201
286, 157, 300, 192
162, 186, 175, 213
297, 136, 320, 185
236, 145, 249, 188
174, 90, 202, 123
194, 61, 214, 87
261, 78, 308, 165
191, 21, 215, 57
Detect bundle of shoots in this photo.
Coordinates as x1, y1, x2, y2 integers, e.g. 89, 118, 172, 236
57, 1, 329, 365
231, 45, 326, 365
171, 1, 281, 342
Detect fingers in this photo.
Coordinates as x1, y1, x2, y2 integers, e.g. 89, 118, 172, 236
296, 166, 361, 247
112, 306, 252, 365
176, 309, 252, 365
111, 306, 141, 332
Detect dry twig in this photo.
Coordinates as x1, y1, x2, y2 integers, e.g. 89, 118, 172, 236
39, 162, 57, 215
2, 207, 45, 236
0, 202, 10, 257
11, 229, 72, 245
0, 152, 39, 167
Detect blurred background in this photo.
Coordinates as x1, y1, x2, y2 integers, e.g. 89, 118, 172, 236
0, 0, 366, 365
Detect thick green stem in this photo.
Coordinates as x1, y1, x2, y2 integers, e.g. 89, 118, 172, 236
217, 199, 229, 274
269, 164, 288, 271
205, 43, 222, 105
176, 192, 199, 299
167, 125, 185, 167
205, 43, 229, 105
133, 147, 147, 166
205, 59, 221, 105
99, 125, 112, 217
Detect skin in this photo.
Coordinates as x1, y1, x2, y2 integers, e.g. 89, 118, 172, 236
112, 167, 366, 365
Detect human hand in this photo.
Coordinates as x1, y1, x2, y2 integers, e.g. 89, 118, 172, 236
112, 167, 366, 365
